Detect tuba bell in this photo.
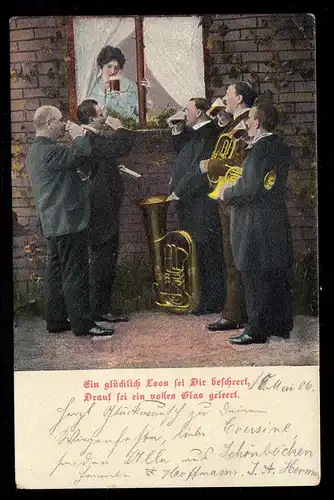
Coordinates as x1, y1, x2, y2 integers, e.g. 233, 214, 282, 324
138, 195, 199, 313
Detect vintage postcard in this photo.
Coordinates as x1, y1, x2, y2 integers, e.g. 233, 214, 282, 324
11, 14, 319, 489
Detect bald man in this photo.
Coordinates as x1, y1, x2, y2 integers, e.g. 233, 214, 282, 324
27, 105, 114, 337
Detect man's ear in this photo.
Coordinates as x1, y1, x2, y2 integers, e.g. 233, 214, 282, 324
236, 94, 243, 105
196, 109, 202, 119
88, 116, 95, 124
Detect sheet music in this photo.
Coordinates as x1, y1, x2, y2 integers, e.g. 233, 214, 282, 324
117, 165, 143, 178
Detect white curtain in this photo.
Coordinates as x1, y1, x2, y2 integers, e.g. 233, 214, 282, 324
73, 16, 206, 109
73, 17, 135, 103
144, 16, 206, 107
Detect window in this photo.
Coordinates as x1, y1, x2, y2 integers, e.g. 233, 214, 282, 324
68, 15, 206, 129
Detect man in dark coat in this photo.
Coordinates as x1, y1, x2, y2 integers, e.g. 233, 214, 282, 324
77, 99, 134, 323
219, 98, 294, 344
27, 105, 113, 336
167, 98, 226, 314
201, 82, 257, 332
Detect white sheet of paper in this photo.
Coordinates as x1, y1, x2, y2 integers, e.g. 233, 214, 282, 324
118, 165, 143, 178
14, 366, 320, 489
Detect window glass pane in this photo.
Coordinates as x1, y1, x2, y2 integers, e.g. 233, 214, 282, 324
73, 16, 139, 128
144, 16, 206, 126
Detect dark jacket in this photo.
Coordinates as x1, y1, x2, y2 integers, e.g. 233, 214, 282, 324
170, 121, 221, 243
27, 136, 92, 237
83, 128, 134, 245
224, 134, 294, 272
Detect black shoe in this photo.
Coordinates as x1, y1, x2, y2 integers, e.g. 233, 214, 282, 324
206, 319, 244, 331
75, 325, 115, 337
93, 313, 129, 323
229, 332, 267, 345
48, 321, 71, 333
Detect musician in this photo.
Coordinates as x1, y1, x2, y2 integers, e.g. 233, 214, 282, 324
166, 98, 226, 314
219, 98, 294, 345
201, 82, 257, 332
77, 99, 134, 323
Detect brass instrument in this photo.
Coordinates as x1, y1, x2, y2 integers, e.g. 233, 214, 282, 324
208, 131, 245, 199
207, 131, 277, 199
138, 195, 199, 313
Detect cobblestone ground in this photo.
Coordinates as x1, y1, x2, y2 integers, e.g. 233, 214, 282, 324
14, 312, 319, 371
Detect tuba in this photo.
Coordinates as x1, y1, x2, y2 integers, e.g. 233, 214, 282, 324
138, 195, 199, 313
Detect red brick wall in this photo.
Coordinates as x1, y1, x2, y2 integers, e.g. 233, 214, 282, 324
11, 15, 317, 285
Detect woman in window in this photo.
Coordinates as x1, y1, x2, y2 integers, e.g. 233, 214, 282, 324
89, 45, 140, 123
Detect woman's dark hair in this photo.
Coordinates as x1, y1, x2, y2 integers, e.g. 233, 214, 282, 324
77, 99, 98, 125
97, 46, 126, 69
234, 82, 257, 108
253, 97, 279, 131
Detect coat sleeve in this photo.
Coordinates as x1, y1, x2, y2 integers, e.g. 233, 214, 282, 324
171, 128, 193, 153
94, 128, 134, 159
173, 137, 214, 199
44, 136, 92, 171
223, 142, 268, 206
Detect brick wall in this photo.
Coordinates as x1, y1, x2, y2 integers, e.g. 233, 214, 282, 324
10, 15, 317, 293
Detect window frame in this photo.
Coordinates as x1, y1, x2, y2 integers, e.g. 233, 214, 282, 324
67, 15, 208, 129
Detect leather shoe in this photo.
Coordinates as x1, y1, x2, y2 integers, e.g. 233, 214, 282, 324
206, 319, 244, 331
75, 325, 114, 337
93, 313, 129, 323
228, 332, 267, 345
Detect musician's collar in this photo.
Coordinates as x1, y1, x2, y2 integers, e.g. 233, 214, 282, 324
192, 119, 211, 130
247, 132, 273, 148
233, 107, 250, 120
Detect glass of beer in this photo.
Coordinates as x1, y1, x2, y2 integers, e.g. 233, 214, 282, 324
166, 109, 187, 127
109, 77, 120, 93
206, 98, 226, 118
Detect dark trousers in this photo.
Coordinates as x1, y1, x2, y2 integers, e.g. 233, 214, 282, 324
45, 230, 95, 334
89, 236, 119, 317
177, 204, 227, 314
242, 268, 293, 339
194, 238, 226, 313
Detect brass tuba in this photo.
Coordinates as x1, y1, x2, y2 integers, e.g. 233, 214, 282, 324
138, 195, 199, 313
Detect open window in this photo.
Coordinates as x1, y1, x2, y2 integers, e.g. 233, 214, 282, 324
68, 15, 206, 129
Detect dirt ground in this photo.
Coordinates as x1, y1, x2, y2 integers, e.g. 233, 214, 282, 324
14, 311, 319, 371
